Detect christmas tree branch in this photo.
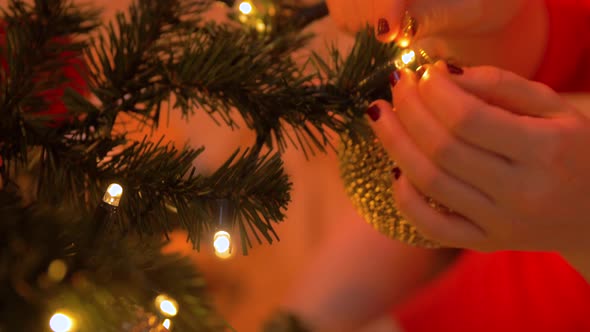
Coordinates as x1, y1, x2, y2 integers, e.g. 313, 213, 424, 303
0, 0, 411, 329
164, 21, 343, 154
0, 190, 225, 331
0, 0, 297, 250
35, 132, 290, 253
313, 29, 400, 122
81, 0, 208, 131
1, 0, 402, 252
44, 0, 343, 247
82, 0, 342, 154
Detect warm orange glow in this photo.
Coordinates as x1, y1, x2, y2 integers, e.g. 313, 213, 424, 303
397, 37, 410, 48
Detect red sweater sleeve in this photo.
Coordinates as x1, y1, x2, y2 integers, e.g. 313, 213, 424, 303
393, 251, 590, 332
533, 0, 590, 91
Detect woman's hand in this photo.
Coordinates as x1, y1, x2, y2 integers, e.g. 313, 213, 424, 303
366, 61, 590, 263
325, 0, 549, 78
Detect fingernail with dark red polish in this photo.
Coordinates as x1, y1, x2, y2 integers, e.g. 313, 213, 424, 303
392, 167, 402, 180
366, 105, 381, 121
446, 62, 464, 75
377, 18, 390, 36
409, 18, 418, 37
416, 66, 426, 79
389, 70, 401, 87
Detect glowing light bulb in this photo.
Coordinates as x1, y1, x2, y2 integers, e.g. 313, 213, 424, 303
162, 318, 172, 330
238, 1, 253, 15
49, 313, 74, 332
397, 37, 410, 48
155, 295, 179, 317
394, 49, 416, 69
160, 300, 178, 317
102, 183, 123, 207
48, 259, 68, 283
213, 231, 231, 255
400, 49, 416, 65
255, 20, 266, 33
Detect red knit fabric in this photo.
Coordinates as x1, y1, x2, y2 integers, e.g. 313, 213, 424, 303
393, 1, 590, 331
534, 0, 590, 92
395, 251, 590, 332
0, 24, 88, 122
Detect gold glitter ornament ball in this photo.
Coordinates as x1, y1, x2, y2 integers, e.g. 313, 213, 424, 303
338, 126, 438, 248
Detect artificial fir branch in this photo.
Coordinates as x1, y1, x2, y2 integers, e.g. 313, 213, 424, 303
0, 0, 297, 248
313, 29, 400, 122
35, 131, 290, 253
0, 190, 225, 332
81, 0, 207, 132
1, 0, 401, 250
0, 0, 408, 328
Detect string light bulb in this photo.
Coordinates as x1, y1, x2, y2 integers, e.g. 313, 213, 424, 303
213, 230, 231, 258
154, 294, 179, 317
162, 319, 172, 330
397, 36, 411, 48
394, 49, 416, 69
255, 19, 266, 33
49, 312, 75, 332
47, 259, 68, 283
213, 199, 233, 258
238, 1, 253, 15
91, 182, 124, 241
102, 183, 123, 207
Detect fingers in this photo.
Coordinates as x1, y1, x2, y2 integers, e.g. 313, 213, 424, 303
372, 0, 479, 43
392, 68, 513, 201
444, 62, 567, 118
332, 0, 528, 47
366, 100, 496, 225
417, 62, 538, 160
407, 0, 481, 37
373, 0, 407, 43
393, 174, 486, 248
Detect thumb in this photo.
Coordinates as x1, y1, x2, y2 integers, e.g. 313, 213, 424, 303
373, 0, 408, 43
